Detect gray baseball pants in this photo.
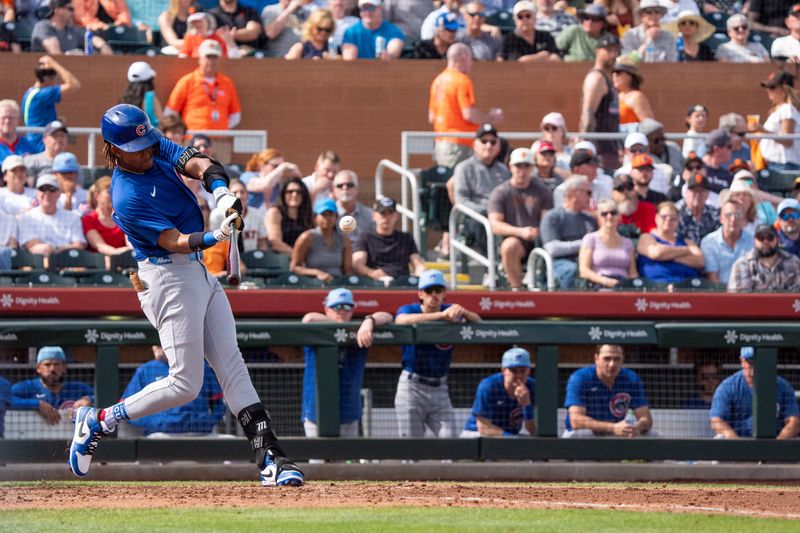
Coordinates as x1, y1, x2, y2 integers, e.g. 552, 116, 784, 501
394, 370, 456, 438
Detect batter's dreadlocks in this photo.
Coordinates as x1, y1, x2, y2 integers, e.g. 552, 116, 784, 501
102, 141, 118, 169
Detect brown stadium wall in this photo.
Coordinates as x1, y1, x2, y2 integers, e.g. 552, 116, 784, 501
0, 55, 772, 199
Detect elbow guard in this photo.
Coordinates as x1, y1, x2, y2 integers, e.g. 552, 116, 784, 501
175, 147, 229, 193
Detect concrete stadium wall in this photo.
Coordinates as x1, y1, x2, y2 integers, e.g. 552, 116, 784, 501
0, 54, 771, 198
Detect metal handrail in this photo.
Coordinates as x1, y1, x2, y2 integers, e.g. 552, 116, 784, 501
374, 159, 421, 250
448, 203, 496, 290
526, 247, 554, 291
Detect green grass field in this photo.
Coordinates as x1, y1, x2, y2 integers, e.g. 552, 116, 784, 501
1, 507, 797, 533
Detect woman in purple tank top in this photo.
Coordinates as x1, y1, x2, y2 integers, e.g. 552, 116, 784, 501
578, 198, 638, 288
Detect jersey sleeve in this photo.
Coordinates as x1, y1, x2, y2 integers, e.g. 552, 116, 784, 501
157, 137, 189, 168
629, 372, 648, 409
388, 23, 404, 43
43, 85, 62, 105
564, 369, 586, 408
0, 378, 11, 408
395, 303, 418, 316
778, 379, 799, 418
709, 382, 731, 420
10, 381, 40, 410
116, 195, 178, 247
470, 378, 494, 419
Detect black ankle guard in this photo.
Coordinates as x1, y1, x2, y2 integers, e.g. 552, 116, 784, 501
237, 403, 284, 465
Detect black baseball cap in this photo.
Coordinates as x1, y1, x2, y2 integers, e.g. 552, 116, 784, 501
683, 152, 703, 168
374, 196, 397, 213
570, 149, 598, 168
475, 123, 498, 139
612, 173, 633, 189
597, 33, 620, 49
755, 223, 778, 239
761, 71, 795, 89
686, 174, 710, 190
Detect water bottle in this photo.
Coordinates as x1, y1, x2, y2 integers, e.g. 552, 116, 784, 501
645, 39, 655, 63
84, 29, 94, 56
676, 33, 685, 62
375, 35, 386, 59
625, 409, 637, 427
327, 36, 336, 59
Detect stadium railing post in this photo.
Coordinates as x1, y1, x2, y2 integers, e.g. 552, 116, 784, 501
752, 347, 777, 439
535, 345, 559, 437
315, 345, 341, 437
95, 346, 120, 437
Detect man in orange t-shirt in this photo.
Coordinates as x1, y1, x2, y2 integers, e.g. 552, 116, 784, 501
428, 42, 502, 168
165, 39, 241, 132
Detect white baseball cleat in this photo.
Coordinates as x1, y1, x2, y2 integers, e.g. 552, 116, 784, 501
260, 453, 304, 487
68, 406, 106, 477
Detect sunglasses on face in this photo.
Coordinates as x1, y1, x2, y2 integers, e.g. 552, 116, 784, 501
781, 211, 800, 221
628, 146, 647, 154
755, 233, 777, 242
330, 304, 353, 311
641, 8, 662, 15
423, 286, 445, 295
542, 125, 559, 132
731, 25, 748, 32
685, 164, 703, 171
315, 26, 333, 33
478, 137, 498, 145
466, 11, 485, 17
614, 183, 634, 192
516, 12, 533, 20
285, 188, 303, 195
38, 186, 59, 193
599, 210, 618, 217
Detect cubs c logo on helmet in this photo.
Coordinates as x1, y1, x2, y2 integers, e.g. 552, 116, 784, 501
135, 125, 146, 136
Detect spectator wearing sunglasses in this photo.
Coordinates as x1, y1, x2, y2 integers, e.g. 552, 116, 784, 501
640, 118, 685, 177
718, 113, 752, 168
770, 4, 800, 62
715, 14, 770, 63
555, 3, 607, 62
534, 0, 577, 40
17, 173, 86, 255
333, 170, 374, 244
459, 1, 501, 60
579, 198, 637, 289
261, 0, 303, 58
728, 223, 800, 291
776, 198, 800, 257
291, 197, 352, 282
286, 9, 337, 60
661, 10, 715, 61
301, 288, 393, 437
677, 173, 720, 244
394, 270, 481, 438
621, 0, 676, 63
615, 133, 670, 200
612, 173, 656, 236
500, 1, 560, 62
699, 198, 751, 285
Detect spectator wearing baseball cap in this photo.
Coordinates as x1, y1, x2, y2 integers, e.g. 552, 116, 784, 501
640, 118, 684, 177
729, 222, 800, 291
629, 153, 667, 205
699, 196, 752, 285
683, 103, 709, 160
537, 112, 572, 176
342, 0, 405, 60
770, 4, 800, 62
555, 3, 607, 62
676, 172, 720, 246
353, 195, 426, 281
611, 172, 656, 235
500, 1, 560, 62
552, 148, 614, 208
701, 128, 735, 207
621, 0, 676, 62
413, 12, 460, 59
462, 347, 535, 438
178, 14, 232, 59
21, 55, 80, 154
396, 270, 481, 438
776, 198, 800, 258
23, 120, 70, 181
530, 139, 562, 192
0, 155, 35, 215
52, 152, 89, 214
17, 172, 87, 256
488, 147, 554, 289
710, 345, 800, 440
756, 71, 800, 173
459, 1, 502, 61
301, 289, 393, 437
715, 13, 769, 63
420, 0, 466, 43
290, 197, 353, 282
11, 345, 94, 426
120, 61, 162, 129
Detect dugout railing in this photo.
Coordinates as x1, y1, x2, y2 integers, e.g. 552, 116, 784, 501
1, 319, 800, 464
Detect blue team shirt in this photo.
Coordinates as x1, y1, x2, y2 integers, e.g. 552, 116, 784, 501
11, 378, 94, 410
21, 85, 61, 152
122, 359, 225, 435
0, 136, 40, 165
302, 345, 368, 424
709, 370, 799, 437
111, 137, 203, 260
564, 366, 648, 431
342, 20, 404, 59
0, 376, 10, 438
464, 372, 535, 434
396, 303, 454, 378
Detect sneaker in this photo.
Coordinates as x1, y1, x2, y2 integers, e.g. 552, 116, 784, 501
68, 406, 106, 477
260, 453, 304, 487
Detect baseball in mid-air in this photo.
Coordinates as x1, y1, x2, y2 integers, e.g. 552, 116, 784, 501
339, 215, 357, 233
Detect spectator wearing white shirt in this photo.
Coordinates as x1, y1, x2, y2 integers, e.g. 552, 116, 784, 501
715, 14, 770, 63
0, 209, 17, 269
0, 155, 35, 215
420, 0, 466, 41
17, 173, 85, 255
771, 4, 800, 62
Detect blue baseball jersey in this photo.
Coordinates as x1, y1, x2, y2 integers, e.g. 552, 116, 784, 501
302, 345, 368, 425
11, 378, 94, 410
0, 376, 11, 438
464, 372, 535, 435
564, 366, 648, 431
396, 303, 454, 378
122, 359, 225, 435
0, 136, 39, 164
709, 370, 799, 437
21, 85, 61, 151
111, 137, 204, 260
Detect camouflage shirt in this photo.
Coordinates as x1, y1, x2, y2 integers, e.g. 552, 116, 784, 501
728, 249, 800, 292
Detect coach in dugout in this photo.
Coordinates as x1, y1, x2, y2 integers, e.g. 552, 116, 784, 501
710, 347, 800, 439
562, 344, 656, 438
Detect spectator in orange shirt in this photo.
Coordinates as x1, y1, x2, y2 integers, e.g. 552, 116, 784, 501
429, 42, 503, 169
73, 0, 132, 31
179, 12, 236, 59
165, 39, 242, 131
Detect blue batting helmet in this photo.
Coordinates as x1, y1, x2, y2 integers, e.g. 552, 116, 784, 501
101, 104, 161, 152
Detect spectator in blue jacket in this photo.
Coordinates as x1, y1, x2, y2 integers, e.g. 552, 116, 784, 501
710, 347, 800, 439
563, 344, 655, 438
0, 375, 10, 438
462, 347, 535, 437
11, 346, 93, 426
122, 346, 226, 436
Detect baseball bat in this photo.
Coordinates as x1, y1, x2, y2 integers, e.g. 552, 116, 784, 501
227, 221, 241, 287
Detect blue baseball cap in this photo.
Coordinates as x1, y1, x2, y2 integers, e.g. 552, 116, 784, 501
740, 346, 755, 360
418, 270, 446, 290
37, 346, 66, 364
52, 152, 80, 173
324, 287, 354, 308
502, 347, 531, 368
314, 197, 338, 215
777, 198, 800, 215
436, 12, 461, 32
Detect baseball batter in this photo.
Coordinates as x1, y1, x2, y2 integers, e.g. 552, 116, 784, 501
394, 270, 481, 437
68, 104, 303, 487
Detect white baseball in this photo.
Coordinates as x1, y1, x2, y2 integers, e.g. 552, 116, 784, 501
339, 215, 357, 233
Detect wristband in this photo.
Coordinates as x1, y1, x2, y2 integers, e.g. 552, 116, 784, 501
188, 231, 218, 251
202, 163, 229, 193
211, 181, 229, 196
364, 315, 375, 323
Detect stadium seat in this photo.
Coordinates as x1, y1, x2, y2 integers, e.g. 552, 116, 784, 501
757, 168, 798, 194
673, 277, 727, 292
10, 248, 45, 270
704, 33, 729, 54
703, 12, 727, 33
268, 273, 326, 287
48, 249, 105, 275
419, 165, 454, 233
76, 271, 130, 286
331, 274, 385, 287
241, 249, 290, 280
108, 250, 139, 274
13, 271, 74, 286
97, 25, 152, 54
10, 20, 33, 51
486, 10, 514, 34
388, 275, 420, 288
750, 31, 773, 53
